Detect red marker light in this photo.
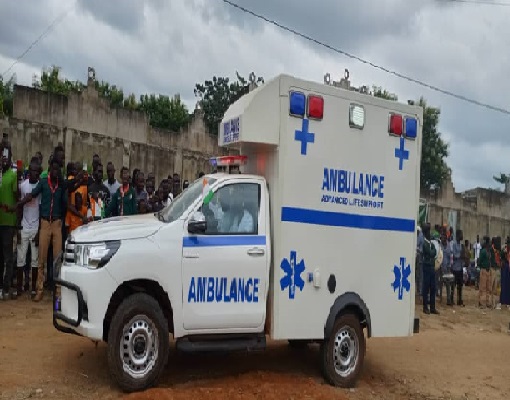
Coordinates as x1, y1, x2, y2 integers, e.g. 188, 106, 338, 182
389, 114, 403, 136
307, 95, 324, 120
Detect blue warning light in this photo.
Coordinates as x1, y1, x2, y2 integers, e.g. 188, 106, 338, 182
289, 91, 306, 117
404, 117, 418, 139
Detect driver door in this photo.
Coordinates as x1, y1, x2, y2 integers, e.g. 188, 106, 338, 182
181, 179, 268, 332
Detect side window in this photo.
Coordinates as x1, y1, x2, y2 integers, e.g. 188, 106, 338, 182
201, 183, 260, 235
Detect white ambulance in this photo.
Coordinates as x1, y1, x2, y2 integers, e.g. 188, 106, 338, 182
53, 73, 422, 392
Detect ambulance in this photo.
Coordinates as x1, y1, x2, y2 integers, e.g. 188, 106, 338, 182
53, 73, 422, 393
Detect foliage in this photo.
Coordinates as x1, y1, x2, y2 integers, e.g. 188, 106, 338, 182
138, 94, 190, 131
418, 98, 449, 190
194, 72, 264, 135
493, 173, 509, 185
30, 65, 190, 132
0, 73, 16, 117
95, 81, 125, 108
493, 173, 510, 193
371, 85, 398, 101
123, 93, 138, 110
33, 65, 83, 95
372, 88, 449, 190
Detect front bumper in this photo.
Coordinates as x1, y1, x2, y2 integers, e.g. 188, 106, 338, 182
53, 274, 87, 336
52, 253, 118, 341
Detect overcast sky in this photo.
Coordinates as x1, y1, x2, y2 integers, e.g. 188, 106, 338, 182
1, 0, 509, 192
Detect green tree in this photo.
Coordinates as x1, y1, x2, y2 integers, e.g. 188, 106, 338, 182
95, 81, 125, 108
138, 94, 190, 131
372, 88, 449, 189
33, 65, 83, 95
123, 93, 138, 110
194, 72, 264, 135
0, 73, 16, 117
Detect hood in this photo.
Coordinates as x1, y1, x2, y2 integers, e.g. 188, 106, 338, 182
70, 214, 163, 243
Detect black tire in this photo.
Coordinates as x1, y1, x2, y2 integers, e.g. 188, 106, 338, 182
321, 313, 365, 388
288, 340, 309, 349
107, 293, 169, 393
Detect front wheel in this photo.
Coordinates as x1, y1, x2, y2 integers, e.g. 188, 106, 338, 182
107, 293, 170, 392
321, 314, 365, 388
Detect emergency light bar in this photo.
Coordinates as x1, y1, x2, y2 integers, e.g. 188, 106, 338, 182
210, 155, 248, 168
388, 113, 418, 139
289, 91, 324, 120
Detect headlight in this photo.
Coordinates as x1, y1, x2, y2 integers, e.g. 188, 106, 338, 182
74, 241, 120, 269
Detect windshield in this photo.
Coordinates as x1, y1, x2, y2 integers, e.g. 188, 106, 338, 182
160, 177, 217, 223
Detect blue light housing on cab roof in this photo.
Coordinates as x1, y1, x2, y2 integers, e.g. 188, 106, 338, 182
404, 117, 418, 139
289, 91, 306, 117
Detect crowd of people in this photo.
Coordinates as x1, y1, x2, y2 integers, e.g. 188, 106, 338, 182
0, 139, 203, 302
416, 223, 510, 314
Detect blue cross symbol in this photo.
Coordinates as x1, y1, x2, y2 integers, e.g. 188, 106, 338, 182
295, 119, 315, 155
392, 256, 411, 300
394, 137, 409, 170
280, 250, 306, 299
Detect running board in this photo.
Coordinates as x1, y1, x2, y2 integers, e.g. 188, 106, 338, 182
176, 333, 266, 353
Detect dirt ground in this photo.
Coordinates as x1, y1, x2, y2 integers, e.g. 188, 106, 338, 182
1, 286, 509, 400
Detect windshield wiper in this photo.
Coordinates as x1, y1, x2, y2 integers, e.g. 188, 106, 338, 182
156, 211, 165, 222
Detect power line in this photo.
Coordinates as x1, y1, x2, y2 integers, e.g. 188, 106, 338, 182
436, 0, 510, 6
1, 7, 74, 77
221, 0, 510, 115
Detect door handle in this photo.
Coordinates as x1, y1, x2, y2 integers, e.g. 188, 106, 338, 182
247, 248, 265, 256
183, 252, 199, 259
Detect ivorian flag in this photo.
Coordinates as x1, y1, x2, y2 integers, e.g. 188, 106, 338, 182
202, 177, 214, 204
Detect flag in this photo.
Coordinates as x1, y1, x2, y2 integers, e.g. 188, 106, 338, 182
202, 177, 214, 205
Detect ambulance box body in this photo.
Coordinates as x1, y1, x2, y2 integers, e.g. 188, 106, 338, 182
219, 74, 422, 340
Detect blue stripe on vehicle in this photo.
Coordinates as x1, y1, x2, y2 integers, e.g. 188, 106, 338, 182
183, 235, 267, 247
281, 207, 415, 233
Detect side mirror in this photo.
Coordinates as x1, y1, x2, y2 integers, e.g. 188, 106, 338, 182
188, 211, 207, 234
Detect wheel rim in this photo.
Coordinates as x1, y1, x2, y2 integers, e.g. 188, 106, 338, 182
332, 326, 359, 378
120, 315, 159, 379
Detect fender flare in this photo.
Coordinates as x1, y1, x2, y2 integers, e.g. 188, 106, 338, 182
324, 292, 372, 339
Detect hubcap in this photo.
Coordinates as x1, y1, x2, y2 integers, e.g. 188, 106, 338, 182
121, 315, 159, 379
332, 326, 359, 378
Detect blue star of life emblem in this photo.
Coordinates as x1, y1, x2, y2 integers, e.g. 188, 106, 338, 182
280, 250, 306, 299
392, 257, 411, 300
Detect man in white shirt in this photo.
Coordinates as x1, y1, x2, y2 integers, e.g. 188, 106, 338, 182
103, 162, 121, 199
473, 235, 482, 267
17, 161, 41, 296
229, 209, 254, 233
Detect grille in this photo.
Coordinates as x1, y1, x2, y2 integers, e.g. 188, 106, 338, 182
65, 240, 75, 264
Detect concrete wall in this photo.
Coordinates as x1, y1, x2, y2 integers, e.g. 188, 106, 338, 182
6, 83, 233, 184
421, 172, 510, 242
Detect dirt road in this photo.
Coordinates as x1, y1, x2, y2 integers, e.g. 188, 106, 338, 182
1, 287, 509, 400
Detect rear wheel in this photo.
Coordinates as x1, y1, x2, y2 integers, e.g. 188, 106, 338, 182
321, 314, 365, 388
107, 293, 169, 392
